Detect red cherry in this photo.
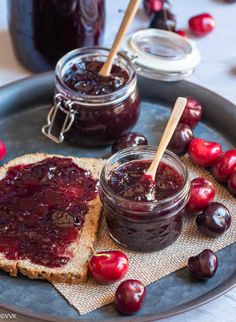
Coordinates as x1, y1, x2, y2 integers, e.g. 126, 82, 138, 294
180, 97, 202, 129
212, 150, 236, 182
114, 279, 146, 315
188, 138, 222, 167
185, 177, 215, 215
228, 171, 236, 195
0, 141, 6, 161
175, 30, 188, 38
143, 0, 163, 15
88, 251, 128, 284
189, 13, 215, 36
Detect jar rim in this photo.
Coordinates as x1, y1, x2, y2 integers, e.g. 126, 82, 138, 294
55, 46, 137, 102
99, 146, 190, 214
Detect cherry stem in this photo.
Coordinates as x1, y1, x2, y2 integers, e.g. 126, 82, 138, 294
94, 253, 111, 258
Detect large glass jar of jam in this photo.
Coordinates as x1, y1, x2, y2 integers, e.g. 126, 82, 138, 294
7, 0, 105, 72
99, 146, 190, 252
42, 47, 140, 146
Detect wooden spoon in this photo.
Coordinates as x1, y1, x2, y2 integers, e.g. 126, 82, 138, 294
146, 96, 187, 181
99, 0, 141, 77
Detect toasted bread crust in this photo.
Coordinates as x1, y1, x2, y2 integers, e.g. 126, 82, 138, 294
0, 153, 105, 284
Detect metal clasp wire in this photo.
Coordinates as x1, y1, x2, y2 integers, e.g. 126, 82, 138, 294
42, 94, 75, 144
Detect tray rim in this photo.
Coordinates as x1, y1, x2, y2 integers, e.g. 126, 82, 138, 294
0, 277, 236, 322
0, 72, 236, 322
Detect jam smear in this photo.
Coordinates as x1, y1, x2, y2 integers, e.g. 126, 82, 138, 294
107, 160, 183, 202
0, 157, 97, 268
62, 61, 129, 95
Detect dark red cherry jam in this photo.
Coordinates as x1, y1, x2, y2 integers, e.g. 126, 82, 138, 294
107, 161, 183, 202
100, 156, 189, 252
0, 157, 97, 268
54, 48, 140, 147
63, 61, 129, 95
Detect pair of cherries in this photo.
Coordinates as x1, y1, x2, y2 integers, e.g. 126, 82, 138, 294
88, 251, 145, 315
143, 0, 216, 37
168, 97, 202, 157
188, 140, 236, 196
186, 177, 231, 236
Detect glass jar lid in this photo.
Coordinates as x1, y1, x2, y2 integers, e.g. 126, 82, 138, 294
123, 29, 201, 81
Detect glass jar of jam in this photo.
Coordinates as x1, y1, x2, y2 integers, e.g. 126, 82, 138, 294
7, 0, 105, 72
99, 146, 190, 252
42, 47, 140, 146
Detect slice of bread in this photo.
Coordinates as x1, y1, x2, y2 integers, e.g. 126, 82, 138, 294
0, 153, 105, 284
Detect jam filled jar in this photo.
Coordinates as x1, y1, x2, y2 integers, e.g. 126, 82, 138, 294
99, 146, 190, 252
7, 0, 105, 72
42, 47, 140, 146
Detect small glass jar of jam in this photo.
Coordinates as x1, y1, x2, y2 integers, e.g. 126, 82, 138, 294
42, 47, 140, 146
99, 146, 190, 252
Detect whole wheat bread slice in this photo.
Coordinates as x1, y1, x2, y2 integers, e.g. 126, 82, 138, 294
0, 153, 105, 284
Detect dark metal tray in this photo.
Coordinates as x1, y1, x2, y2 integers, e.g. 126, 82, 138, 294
0, 73, 235, 322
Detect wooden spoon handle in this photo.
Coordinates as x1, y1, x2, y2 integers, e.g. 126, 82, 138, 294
99, 0, 141, 77
146, 97, 187, 180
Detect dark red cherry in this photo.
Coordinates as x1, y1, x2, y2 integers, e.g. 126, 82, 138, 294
180, 97, 202, 129
114, 279, 146, 315
223, 0, 236, 3
196, 202, 231, 237
188, 249, 218, 280
112, 132, 148, 154
212, 150, 236, 182
189, 13, 215, 36
188, 138, 222, 167
228, 171, 236, 195
150, 9, 176, 31
185, 178, 215, 215
168, 123, 194, 156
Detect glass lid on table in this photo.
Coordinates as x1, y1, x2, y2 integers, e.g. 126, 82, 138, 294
123, 29, 201, 81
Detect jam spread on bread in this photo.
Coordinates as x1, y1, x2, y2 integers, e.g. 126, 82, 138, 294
0, 157, 97, 268
62, 61, 129, 95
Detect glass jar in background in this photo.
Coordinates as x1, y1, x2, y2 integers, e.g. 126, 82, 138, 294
7, 0, 106, 72
42, 47, 140, 147
99, 146, 190, 252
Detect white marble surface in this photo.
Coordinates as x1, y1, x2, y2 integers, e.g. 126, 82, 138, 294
0, 0, 236, 321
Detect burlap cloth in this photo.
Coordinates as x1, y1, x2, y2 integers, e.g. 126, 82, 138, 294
53, 157, 236, 315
